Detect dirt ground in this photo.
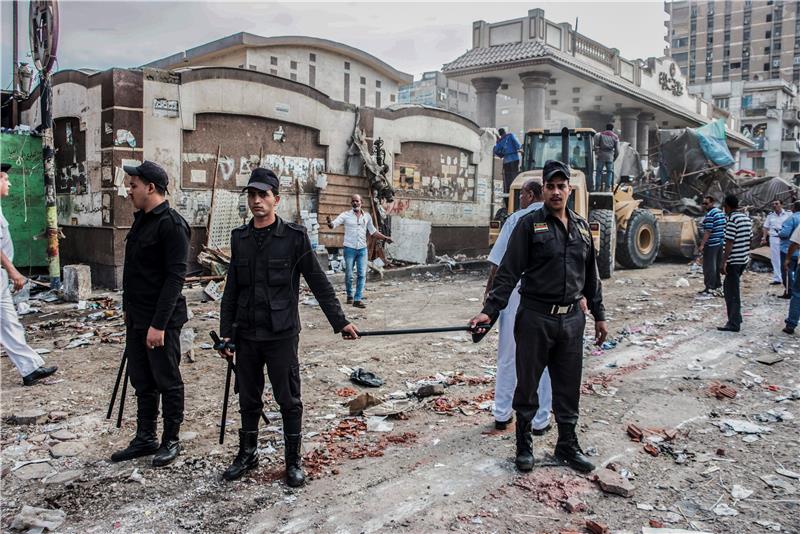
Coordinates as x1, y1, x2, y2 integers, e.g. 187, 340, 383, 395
2, 261, 799, 533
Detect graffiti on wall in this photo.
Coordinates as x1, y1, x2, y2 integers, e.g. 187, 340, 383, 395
392, 143, 476, 202
54, 118, 88, 194
182, 152, 325, 190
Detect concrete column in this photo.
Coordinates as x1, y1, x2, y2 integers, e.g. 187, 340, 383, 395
471, 77, 502, 128
637, 112, 655, 160
577, 110, 614, 132
619, 108, 641, 147
519, 71, 552, 131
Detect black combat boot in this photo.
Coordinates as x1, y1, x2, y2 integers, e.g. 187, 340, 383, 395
152, 421, 181, 467
515, 418, 534, 472
223, 430, 259, 481
111, 420, 159, 462
284, 433, 306, 487
554, 423, 595, 473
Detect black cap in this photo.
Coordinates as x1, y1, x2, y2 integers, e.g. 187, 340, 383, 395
124, 160, 169, 192
1, 163, 11, 173
244, 168, 280, 194
542, 160, 571, 182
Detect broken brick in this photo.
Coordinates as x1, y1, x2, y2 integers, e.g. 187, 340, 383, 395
606, 462, 622, 472
563, 495, 587, 513
662, 428, 678, 441
626, 424, 644, 442
649, 519, 664, 528
585, 519, 610, 534
708, 382, 737, 400
593, 468, 635, 497
643, 443, 660, 457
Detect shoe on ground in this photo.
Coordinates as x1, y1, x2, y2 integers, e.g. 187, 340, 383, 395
494, 416, 513, 430
779, 293, 791, 300
223, 430, 259, 481
783, 326, 795, 335
697, 289, 710, 295
111, 424, 159, 462
352, 301, 366, 309
22, 366, 58, 386
770, 281, 783, 285
531, 423, 552, 436
346, 296, 353, 304
716, 325, 740, 332
514, 420, 534, 472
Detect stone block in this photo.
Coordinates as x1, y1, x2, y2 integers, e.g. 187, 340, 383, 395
62, 264, 92, 302
385, 217, 432, 264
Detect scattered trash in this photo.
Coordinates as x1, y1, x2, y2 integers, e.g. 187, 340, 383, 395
365, 416, 394, 432
416, 384, 445, 398
350, 368, 384, 388
363, 399, 415, 417
675, 277, 690, 288
129, 468, 146, 485
755, 520, 782, 531
754, 408, 794, 423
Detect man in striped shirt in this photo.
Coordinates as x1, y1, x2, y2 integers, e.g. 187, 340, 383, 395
718, 194, 753, 332
699, 196, 726, 294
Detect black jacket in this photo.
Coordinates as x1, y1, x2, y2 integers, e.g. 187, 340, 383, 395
220, 216, 349, 341
123, 201, 190, 330
482, 205, 605, 321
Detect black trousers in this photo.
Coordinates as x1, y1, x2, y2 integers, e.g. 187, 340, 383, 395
723, 263, 745, 329
703, 244, 723, 290
502, 160, 520, 193
236, 336, 302, 433
513, 306, 585, 425
126, 326, 184, 425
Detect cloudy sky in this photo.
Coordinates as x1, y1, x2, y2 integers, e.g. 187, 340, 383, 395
2, 0, 669, 89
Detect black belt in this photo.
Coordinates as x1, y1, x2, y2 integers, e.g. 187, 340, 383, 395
520, 298, 578, 316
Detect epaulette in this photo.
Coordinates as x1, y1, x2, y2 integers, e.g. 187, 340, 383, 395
286, 222, 308, 233
168, 208, 190, 231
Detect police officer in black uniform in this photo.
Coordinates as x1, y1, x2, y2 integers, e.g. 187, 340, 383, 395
219, 168, 359, 486
470, 160, 607, 474
112, 161, 190, 467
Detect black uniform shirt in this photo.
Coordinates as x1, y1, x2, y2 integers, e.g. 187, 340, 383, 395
482, 205, 605, 322
220, 216, 349, 341
122, 201, 190, 330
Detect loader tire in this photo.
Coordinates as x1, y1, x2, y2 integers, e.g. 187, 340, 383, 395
589, 209, 615, 280
616, 209, 660, 269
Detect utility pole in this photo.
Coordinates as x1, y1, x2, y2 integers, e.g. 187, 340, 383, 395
12, 0, 19, 128
30, 0, 61, 287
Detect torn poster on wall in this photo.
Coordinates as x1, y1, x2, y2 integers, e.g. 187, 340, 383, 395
393, 147, 476, 202
182, 152, 325, 190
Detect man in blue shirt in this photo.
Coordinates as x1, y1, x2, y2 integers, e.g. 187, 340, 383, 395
778, 201, 800, 299
494, 128, 522, 193
698, 196, 726, 294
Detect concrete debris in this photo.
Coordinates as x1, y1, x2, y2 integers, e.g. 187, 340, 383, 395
717, 419, 771, 434
10, 506, 66, 532
730, 484, 754, 499
760, 474, 797, 494
674, 277, 690, 288
49, 441, 86, 458
641, 530, 714, 534
775, 467, 800, 479
49, 429, 77, 440
44, 469, 84, 485
9, 409, 48, 426
755, 354, 785, 365
755, 519, 782, 531
754, 408, 794, 423
712, 503, 738, 516
363, 399, 415, 417
62, 264, 92, 302
593, 468, 635, 497
12, 462, 54, 480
